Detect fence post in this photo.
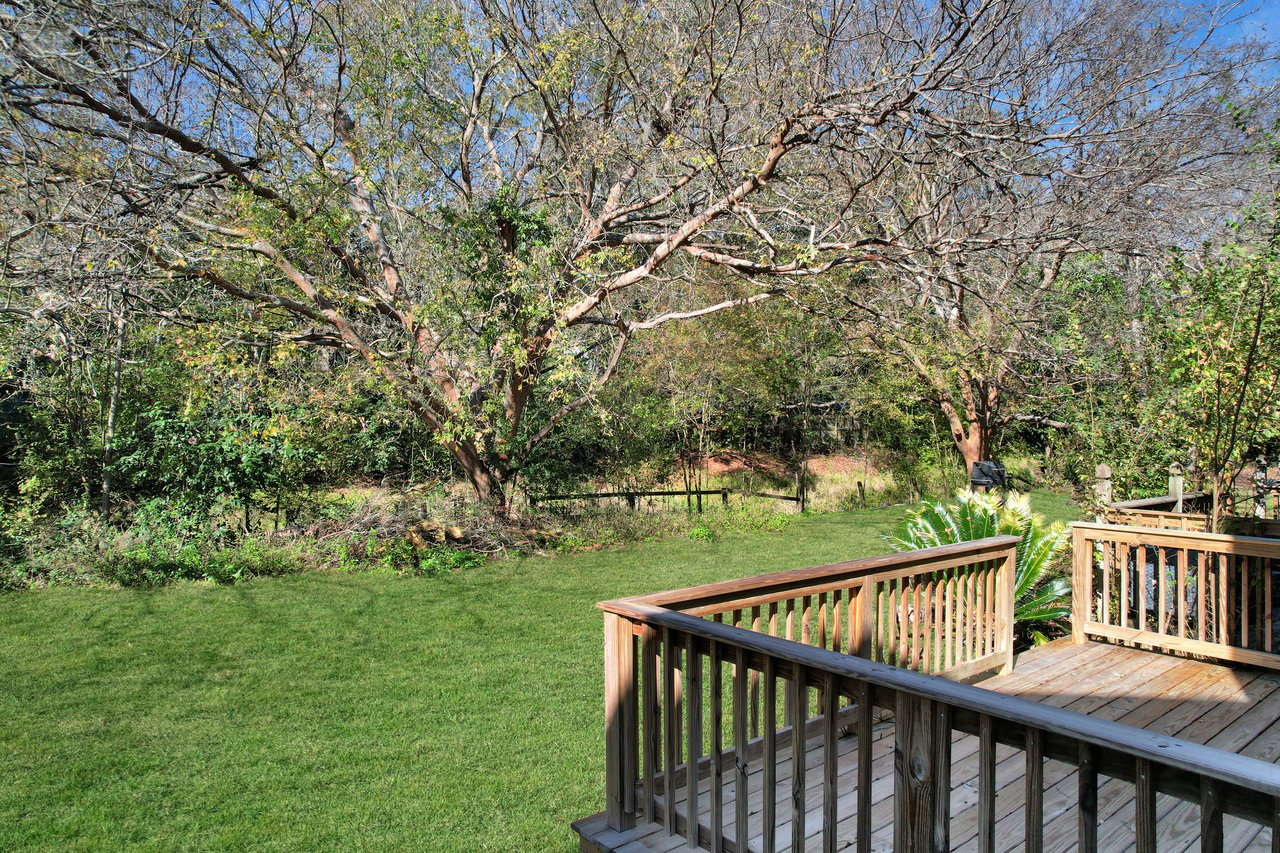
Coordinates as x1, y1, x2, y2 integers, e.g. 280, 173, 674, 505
604, 613, 637, 830
1094, 464, 1113, 512
1169, 462, 1184, 513
894, 693, 950, 852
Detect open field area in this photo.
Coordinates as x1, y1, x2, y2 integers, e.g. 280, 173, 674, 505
0, 495, 1074, 852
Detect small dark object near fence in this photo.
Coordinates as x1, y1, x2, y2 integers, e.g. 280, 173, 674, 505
969, 460, 1008, 491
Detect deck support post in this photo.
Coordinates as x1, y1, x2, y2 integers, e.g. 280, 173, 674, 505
893, 693, 950, 852
604, 612, 637, 830
1071, 527, 1090, 644
997, 546, 1017, 675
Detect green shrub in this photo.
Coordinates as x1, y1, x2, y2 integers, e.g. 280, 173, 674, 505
888, 490, 1071, 646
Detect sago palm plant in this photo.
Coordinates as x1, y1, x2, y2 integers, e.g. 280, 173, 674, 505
887, 491, 1071, 646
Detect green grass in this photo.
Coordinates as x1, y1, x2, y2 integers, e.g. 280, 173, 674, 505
0, 493, 1077, 852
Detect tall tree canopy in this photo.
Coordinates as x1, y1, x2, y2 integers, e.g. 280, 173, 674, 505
1, 0, 1270, 508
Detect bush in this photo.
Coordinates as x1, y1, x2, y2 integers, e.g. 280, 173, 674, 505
888, 490, 1071, 646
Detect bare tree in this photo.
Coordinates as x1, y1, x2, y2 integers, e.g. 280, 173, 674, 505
811, 0, 1273, 471
1, 0, 1270, 507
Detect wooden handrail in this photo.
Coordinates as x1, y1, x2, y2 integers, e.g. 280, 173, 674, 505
601, 599, 1280, 851
1072, 521, 1280, 669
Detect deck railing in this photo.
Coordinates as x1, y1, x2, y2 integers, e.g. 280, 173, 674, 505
1072, 521, 1280, 669
1101, 506, 1210, 531
598, 604, 1280, 852
623, 536, 1019, 682
594, 536, 1280, 851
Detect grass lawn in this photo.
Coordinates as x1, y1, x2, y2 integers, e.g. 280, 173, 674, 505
0, 492, 1076, 852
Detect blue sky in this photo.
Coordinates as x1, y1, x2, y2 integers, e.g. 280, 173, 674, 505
1240, 1, 1280, 41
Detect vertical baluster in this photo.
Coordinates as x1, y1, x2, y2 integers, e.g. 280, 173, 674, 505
975, 564, 986, 658
912, 582, 924, 670
932, 699, 950, 848
942, 571, 952, 671
1135, 757, 1156, 853
903, 581, 915, 669
791, 664, 807, 853
883, 584, 895, 666
1158, 546, 1169, 635
832, 588, 844, 655
1101, 540, 1112, 625
848, 585, 860, 657
784, 599, 795, 726
901, 578, 913, 666
663, 629, 678, 833
642, 626, 659, 822
1026, 728, 1043, 850
1120, 543, 1131, 629
986, 561, 997, 655
925, 579, 938, 673
763, 657, 777, 853
734, 647, 749, 851
1078, 742, 1098, 853
1219, 553, 1230, 645
1178, 546, 1189, 639
1197, 547, 1207, 642
818, 591, 828, 649
1137, 544, 1149, 633
965, 569, 977, 660
1243, 555, 1252, 649
856, 680, 872, 853
1259, 555, 1269, 653
685, 635, 702, 850
710, 640, 724, 853
979, 714, 995, 853
1270, 794, 1280, 853
1202, 778, 1224, 853
869, 581, 880, 662
803, 595, 813, 647
751, 606, 762, 738
822, 672, 838, 853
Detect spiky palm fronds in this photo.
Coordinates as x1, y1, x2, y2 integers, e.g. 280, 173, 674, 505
889, 491, 1071, 641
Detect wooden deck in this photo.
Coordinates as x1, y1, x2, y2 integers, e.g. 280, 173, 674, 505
576, 639, 1280, 852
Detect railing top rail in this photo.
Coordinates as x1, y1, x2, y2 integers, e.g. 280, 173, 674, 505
609, 601, 1280, 799
598, 535, 1020, 612
1105, 507, 1201, 518
1109, 492, 1208, 510
1073, 520, 1280, 554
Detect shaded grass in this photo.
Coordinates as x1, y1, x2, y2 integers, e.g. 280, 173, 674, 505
0, 494, 1077, 852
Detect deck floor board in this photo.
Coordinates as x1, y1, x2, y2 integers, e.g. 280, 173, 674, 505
576, 641, 1280, 853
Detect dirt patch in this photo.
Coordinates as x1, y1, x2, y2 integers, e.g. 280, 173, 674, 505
804, 453, 873, 477
703, 450, 792, 479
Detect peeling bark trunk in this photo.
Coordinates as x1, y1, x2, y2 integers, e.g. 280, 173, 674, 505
450, 439, 509, 514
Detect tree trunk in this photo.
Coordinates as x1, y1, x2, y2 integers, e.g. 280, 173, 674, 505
101, 289, 127, 522
939, 396, 994, 478
451, 441, 509, 514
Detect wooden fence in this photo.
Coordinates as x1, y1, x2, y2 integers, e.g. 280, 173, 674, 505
530, 487, 801, 512
1071, 521, 1280, 670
